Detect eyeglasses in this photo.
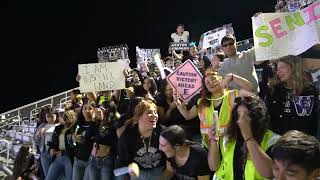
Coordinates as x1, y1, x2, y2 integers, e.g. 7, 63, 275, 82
234, 95, 256, 104
222, 42, 235, 47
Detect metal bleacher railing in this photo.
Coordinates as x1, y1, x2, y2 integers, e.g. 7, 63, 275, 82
0, 87, 79, 176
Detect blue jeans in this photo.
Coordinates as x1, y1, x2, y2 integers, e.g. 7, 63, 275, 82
40, 150, 51, 177
87, 155, 113, 180
46, 154, 73, 180
73, 157, 89, 180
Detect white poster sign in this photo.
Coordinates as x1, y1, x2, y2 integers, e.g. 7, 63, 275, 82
252, 1, 320, 61
78, 62, 125, 92
202, 28, 227, 50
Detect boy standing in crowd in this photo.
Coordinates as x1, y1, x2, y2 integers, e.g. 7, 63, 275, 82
218, 35, 260, 93
272, 130, 320, 180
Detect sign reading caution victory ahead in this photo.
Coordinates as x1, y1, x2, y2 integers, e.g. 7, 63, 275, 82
167, 60, 203, 102
252, 0, 320, 61
78, 62, 125, 93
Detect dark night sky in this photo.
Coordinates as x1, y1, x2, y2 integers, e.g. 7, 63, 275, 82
0, 0, 276, 113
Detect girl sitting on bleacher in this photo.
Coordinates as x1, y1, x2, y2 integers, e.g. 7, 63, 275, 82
12, 144, 39, 180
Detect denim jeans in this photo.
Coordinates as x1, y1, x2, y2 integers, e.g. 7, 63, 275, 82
45, 154, 73, 180
86, 155, 114, 180
73, 157, 89, 180
40, 150, 51, 177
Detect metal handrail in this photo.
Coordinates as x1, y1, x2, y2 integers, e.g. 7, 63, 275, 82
0, 116, 21, 129
0, 139, 11, 166
59, 96, 71, 107
29, 104, 52, 121
0, 87, 79, 116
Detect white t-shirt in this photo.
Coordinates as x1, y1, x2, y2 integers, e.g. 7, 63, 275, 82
43, 123, 58, 151
219, 48, 259, 92
171, 31, 189, 43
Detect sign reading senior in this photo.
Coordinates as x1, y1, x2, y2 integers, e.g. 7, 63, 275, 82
252, 0, 320, 61
78, 62, 125, 92
167, 60, 203, 102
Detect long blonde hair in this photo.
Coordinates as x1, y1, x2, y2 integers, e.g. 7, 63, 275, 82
271, 55, 311, 95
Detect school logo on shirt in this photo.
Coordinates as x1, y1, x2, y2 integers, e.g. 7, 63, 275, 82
293, 96, 315, 116
134, 147, 162, 169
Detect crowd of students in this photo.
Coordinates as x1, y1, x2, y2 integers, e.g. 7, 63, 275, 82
11, 4, 320, 180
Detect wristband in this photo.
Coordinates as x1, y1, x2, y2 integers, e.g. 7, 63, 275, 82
245, 136, 253, 143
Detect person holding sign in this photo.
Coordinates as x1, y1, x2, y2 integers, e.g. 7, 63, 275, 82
156, 80, 201, 143
208, 95, 280, 180
197, 71, 254, 148
218, 35, 260, 93
117, 100, 166, 180
171, 24, 189, 43
159, 125, 211, 180
266, 55, 320, 137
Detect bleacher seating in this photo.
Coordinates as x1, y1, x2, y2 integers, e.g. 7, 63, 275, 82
0, 88, 78, 179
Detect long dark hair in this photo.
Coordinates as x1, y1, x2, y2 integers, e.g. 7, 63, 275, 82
76, 101, 96, 124
12, 144, 33, 180
143, 76, 158, 96
160, 125, 194, 147
158, 80, 173, 101
101, 100, 119, 125
226, 95, 270, 144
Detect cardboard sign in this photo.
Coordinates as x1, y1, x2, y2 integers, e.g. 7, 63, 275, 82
167, 60, 203, 102
78, 62, 125, 92
252, 0, 320, 61
169, 42, 190, 51
136, 47, 161, 65
97, 44, 129, 62
202, 28, 227, 49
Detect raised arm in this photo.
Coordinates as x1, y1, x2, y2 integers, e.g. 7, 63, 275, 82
222, 73, 255, 92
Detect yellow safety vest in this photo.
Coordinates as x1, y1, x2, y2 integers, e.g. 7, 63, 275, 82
99, 95, 111, 105
198, 90, 239, 148
215, 130, 280, 180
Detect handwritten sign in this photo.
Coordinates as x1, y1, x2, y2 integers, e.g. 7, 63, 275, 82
167, 60, 203, 102
252, 0, 320, 61
199, 24, 234, 50
136, 47, 161, 65
78, 62, 125, 92
169, 42, 190, 51
202, 28, 227, 50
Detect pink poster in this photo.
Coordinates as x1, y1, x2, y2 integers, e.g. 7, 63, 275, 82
167, 60, 203, 102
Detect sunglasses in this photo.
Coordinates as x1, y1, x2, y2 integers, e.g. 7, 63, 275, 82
234, 95, 256, 104
222, 42, 235, 47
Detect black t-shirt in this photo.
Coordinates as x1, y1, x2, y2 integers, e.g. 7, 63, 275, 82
156, 94, 201, 141
266, 83, 319, 136
169, 144, 210, 180
254, 61, 274, 100
74, 121, 96, 161
117, 124, 166, 170
94, 122, 118, 154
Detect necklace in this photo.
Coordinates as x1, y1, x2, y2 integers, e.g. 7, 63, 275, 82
206, 91, 227, 101
140, 135, 152, 153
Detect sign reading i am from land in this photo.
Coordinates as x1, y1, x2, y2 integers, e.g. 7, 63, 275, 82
252, 0, 320, 61
167, 60, 203, 102
78, 62, 125, 92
